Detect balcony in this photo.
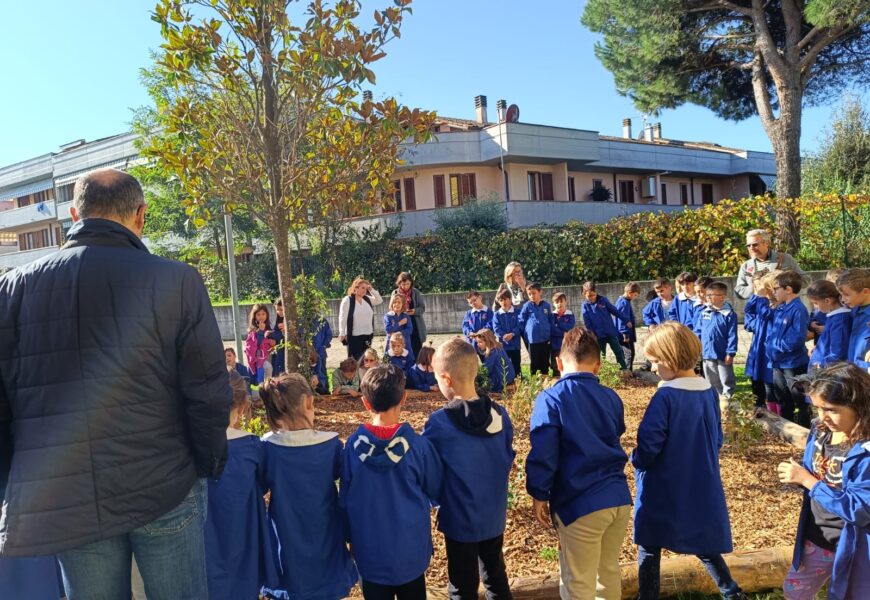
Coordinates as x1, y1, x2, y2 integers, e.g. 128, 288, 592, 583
0, 246, 58, 271
0, 201, 57, 231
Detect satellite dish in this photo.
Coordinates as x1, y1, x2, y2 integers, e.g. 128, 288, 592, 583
505, 104, 520, 123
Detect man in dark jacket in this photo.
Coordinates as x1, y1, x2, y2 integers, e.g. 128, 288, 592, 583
0, 169, 231, 598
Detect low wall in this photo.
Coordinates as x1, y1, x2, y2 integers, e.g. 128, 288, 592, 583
213, 270, 828, 341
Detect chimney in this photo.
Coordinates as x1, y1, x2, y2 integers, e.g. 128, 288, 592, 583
644, 124, 654, 142
653, 122, 662, 139
496, 99, 507, 122
362, 90, 373, 102
474, 95, 488, 124
622, 118, 632, 139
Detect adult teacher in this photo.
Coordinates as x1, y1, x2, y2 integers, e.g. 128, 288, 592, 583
493, 261, 528, 310
338, 277, 383, 360
393, 272, 427, 357
734, 228, 808, 299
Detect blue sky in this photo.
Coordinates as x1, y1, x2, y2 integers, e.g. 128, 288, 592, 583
0, 0, 863, 167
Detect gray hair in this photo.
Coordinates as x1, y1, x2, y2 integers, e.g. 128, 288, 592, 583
72, 169, 144, 219
745, 228, 771, 243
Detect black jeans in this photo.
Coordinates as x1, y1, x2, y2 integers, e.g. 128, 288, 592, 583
506, 349, 521, 380
637, 545, 741, 600
528, 342, 551, 376
750, 377, 767, 407
620, 338, 635, 371
348, 334, 373, 361
445, 535, 512, 600
361, 574, 426, 600
773, 365, 811, 427
410, 316, 424, 358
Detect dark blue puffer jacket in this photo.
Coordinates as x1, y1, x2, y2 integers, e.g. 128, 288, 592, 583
0, 218, 231, 557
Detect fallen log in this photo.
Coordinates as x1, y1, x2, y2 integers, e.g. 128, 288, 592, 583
423, 545, 794, 600
751, 408, 809, 450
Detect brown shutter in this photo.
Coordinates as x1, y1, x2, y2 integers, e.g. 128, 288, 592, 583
434, 175, 445, 207
542, 173, 554, 200
18, 233, 26, 250
403, 178, 416, 210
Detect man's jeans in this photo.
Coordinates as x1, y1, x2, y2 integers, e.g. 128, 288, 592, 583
58, 479, 208, 600
637, 545, 742, 600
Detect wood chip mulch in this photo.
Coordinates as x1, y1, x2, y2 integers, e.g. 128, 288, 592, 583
315, 377, 802, 592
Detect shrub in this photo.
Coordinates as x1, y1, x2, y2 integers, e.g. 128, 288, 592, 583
432, 194, 509, 232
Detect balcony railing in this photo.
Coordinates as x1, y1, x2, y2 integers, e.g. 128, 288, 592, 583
0, 201, 57, 230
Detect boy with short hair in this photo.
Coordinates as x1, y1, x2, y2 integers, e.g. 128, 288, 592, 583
462, 291, 494, 356
642, 277, 674, 330
836, 268, 870, 370
423, 339, 515, 600
698, 281, 738, 399
550, 292, 576, 378
669, 271, 698, 327
691, 276, 715, 336
526, 326, 631, 600
493, 289, 522, 378
341, 365, 443, 600
518, 283, 553, 376
225, 347, 253, 387
332, 357, 361, 397
615, 283, 640, 370
768, 271, 811, 426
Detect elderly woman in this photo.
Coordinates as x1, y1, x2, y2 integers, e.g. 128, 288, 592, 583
393, 272, 427, 357
493, 261, 528, 310
734, 229, 807, 299
338, 277, 383, 360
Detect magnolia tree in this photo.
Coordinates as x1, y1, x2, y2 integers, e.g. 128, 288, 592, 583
145, 0, 435, 372
582, 0, 870, 251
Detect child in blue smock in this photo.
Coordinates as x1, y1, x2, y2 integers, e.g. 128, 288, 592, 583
835, 268, 870, 371
550, 291, 576, 377
341, 365, 443, 600
777, 363, 870, 600
0, 556, 63, 600
385, 332, 415, 374
518, 283, 552, 376
806, 280, 852, 374
311, 314, 333, 388
641, 278, 675, 331
462, 291, 494, 357
384, 294, 415, 360
205, 370, 278, 600
470, 329, 516, 393
260, 373, 357, 600
406, 345, 438, 392
493, 289, 522, 379
581, 281, 628, 370
423, 338, 514, 600
743, 270, 774, 408
769, 271, 811, 427
668, 271, 698, 327
633, 322, 744, 600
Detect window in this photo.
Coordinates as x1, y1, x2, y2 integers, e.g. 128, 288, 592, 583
56, 183, 75, 203
18, 228, 51, 251
568, 177, 576, 202
528, 172, 554, 201
618, 180, 635, 203
449, 173, 476, 206
434, 175, 446, 207
701, 183, 714, 204
387, 180, 401, 212
402, 178, 416, 211
680, 183, 689, 205
660, 183, 668, 204
592, 178, 603, 189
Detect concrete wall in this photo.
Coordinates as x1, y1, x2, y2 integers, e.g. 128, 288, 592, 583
213, 270, 829, 341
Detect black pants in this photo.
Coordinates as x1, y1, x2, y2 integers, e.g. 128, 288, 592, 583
410, 316, 424, 358
773, 365, 811, 427
549, 347, 561, 377
637, 545, 741, 600
528, 342, 551, 376
445, 535, 512, 600
751, 377, 767, 407
620, 338, 635, 371
361, 574, 426, 600
506, 349, 521, 380
348, 334, 373, 361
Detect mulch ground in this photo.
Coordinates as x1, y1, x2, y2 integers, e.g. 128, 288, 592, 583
314, 376, 802, 590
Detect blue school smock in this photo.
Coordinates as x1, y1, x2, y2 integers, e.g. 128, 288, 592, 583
582, 295, 624, 340
768, 296, 811, 369
744, 295, 773, 383
847, 304, 870, 370
493, 307, 521, 352
791, 427, 870, 600
526, 372, 631, 527
206, 432, 279, 600
483, 348, 516, 392
386, 349, 415, 373
384, 311, 415, 360
550, 310, 576, 351
642, 297, 672, 327
668, 292, 697, 327
614, 295, 636, 342
518, 300, 552, 343
690, 298, 706, 336
809, 308, 827, 342
462, 307, 494, 353
312, 317, 333, 384
340, 423, 442, 586
0, 556, 63, 600
810, 308, 852, 369
632, 377, 733, 555
262, 430, 357, 600
698, 304, 738, 360
406, 364, 437, 391
422, 395, 514, 543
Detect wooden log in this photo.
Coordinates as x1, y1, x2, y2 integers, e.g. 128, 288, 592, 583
751, 408, 809, 449
424, 545, 794, 600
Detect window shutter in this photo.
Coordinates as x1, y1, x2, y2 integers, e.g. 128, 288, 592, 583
403, 178, 416, 210
542, 173, 554, 200
434, 175, 446, 207
466, 174, 477, 200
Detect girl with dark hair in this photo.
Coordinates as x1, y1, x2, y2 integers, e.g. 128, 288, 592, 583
393, 272, 427, 357
245, 303, 276, 383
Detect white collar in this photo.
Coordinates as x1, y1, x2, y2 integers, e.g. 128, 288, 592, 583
263, 429, 338, 447
227, 427, 256, 440
388, 348, 409, 358
387, 310, 397, 316
658, 376, 712, 391
827, 307, 850, 317
556, 309, 573, 316
470, 306, 487, 313
497, 306, 515, 314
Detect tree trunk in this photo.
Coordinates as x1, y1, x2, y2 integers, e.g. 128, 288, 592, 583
770, 83, 803, 253
273, 222, 301, 373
